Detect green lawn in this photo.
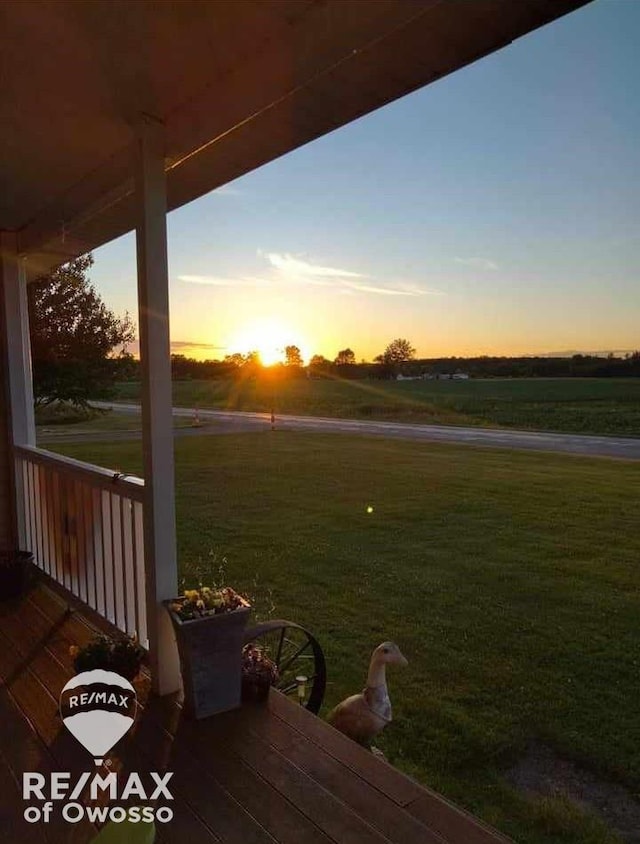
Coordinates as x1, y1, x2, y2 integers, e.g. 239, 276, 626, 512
114, 377, 640, 437
53, 433, 640, 844
35, 406, 195, 444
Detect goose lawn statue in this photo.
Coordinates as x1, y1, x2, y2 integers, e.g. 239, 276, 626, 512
327, 641, 408, 748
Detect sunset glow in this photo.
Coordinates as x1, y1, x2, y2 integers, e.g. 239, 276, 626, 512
228, 319, 308, 366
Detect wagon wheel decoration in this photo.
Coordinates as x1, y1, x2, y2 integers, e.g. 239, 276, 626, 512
243, 620, 326, 714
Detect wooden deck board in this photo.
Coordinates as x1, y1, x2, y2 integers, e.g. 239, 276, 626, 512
267, 689, 426, 807
131, 703, 313, 844
267, 692, 510, 843
0, 743, 45, 844
0, 687, 96, 843
0, 622, 116, 784
240, 706, 444, 844
406, 793, 511, 844
194, 708, 392, 844
0, 580, 511, 844
142, 697, 410, 844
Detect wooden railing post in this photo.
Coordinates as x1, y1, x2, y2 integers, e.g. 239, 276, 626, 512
134, 117, 181, 695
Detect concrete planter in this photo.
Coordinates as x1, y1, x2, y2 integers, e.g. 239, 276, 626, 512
165, 600, 251, 719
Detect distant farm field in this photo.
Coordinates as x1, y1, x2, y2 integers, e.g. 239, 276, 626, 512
54, 432, 640, 844
113, 377, 640, 437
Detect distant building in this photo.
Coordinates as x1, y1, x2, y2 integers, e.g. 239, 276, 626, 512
452, 371, 469, 380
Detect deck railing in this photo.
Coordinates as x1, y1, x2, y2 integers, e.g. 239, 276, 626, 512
14, 445, 148, 647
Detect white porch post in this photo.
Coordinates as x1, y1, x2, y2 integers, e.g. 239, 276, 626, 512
134, 117, 181, 695
1, 231, 36, 547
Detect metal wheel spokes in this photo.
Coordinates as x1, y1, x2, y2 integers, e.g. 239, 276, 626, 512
243, 620, 326, 713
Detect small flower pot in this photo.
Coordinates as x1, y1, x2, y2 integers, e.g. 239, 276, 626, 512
241, 674, 272, 704
71, 636, 145, 682
0, 551, 34, 600
164, 600, 251, 719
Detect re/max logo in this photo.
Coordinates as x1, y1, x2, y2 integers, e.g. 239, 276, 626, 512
22, 772, 175, 825
23, 772, 173, 801
67, 690, 131, 710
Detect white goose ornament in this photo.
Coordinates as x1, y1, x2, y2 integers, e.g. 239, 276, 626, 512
327, 642, 408, 746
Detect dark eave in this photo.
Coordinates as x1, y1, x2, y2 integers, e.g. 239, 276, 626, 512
0, 0, 591, 278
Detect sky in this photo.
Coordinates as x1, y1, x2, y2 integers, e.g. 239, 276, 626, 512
90, 0, 640, 364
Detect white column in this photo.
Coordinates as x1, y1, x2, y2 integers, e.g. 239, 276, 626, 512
1, 231, 36, 547
134, 117, 181, 695
1, 232, 36, 446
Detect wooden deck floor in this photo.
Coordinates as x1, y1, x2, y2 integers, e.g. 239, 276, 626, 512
0, 579, 510, 844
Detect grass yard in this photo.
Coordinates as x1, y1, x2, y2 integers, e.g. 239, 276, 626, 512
35, 405, 194, 442
53, 433, 640, 844
113, 377, 640, 437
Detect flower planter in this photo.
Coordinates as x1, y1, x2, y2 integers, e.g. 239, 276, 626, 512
241, 674, 272, 704
71, 635, 145, 682
0, 551, 34, 600
241, 643, 279, 705
165, 600, 251, 719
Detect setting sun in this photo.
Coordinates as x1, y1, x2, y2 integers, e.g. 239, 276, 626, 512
228, 318, 308, 366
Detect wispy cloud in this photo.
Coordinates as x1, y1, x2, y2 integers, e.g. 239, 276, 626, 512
171, 340, 226, 352
344, 282, 419, 296
179, 274, 270, 287
347, 282, 444, 296
267, 253, 363, 281
454, 256, 498, 271
179, 254, 442, 298
267, 252, 439, 297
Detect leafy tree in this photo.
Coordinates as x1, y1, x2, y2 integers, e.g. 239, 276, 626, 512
244, 350, 262, 371
112, 351, 139, 382
224, 352, 248, 368
308, 354, 332, 379
308, 354, 331, 369
28, 254, 135, 408
376, 338, 416, 365
334, 348, 356, 366
284, 345, 303, 367
224, 350, 262, 377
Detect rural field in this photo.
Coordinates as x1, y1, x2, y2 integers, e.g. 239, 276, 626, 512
52, 431, 640, 844
113, 377, 640, 437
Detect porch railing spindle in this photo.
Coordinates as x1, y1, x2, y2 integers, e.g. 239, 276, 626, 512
13, 446, 145, 644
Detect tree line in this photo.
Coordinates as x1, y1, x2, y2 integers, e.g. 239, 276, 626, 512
27, 255, 640, 409
167, 338, 419, 382
165, 350, 640, 382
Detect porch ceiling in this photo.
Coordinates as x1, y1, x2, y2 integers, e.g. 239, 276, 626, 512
0, 0, 590, 279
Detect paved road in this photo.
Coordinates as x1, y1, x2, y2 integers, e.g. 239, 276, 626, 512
89, 402, 640, 460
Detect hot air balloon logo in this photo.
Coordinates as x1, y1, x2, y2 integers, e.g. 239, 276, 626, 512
59, 670, 137, 765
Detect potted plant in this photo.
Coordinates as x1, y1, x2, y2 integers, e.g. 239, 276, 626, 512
164, 586, 251, 719
70, 634, 145, 682
241, 643, 279, 703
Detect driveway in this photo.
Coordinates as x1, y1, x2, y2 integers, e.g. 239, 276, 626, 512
86, 402, 640, 460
